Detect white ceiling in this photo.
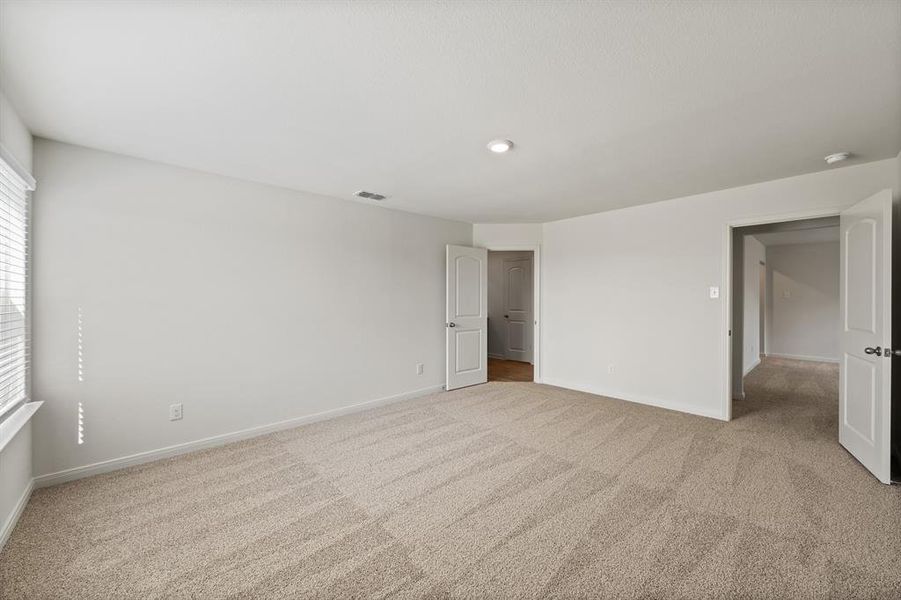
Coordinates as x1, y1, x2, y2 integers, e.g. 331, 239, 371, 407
754, 227, 840, 247
2, 1, 899, 223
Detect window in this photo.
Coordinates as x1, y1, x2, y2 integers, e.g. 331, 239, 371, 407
0, 151, 33, 419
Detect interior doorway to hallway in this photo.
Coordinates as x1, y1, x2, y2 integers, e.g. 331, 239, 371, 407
731, 216, 841, 430
487, 250, 534, 382
725, 189, 895, 484
732, 215, 840, 398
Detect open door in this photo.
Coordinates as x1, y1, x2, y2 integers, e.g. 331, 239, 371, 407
840, 189, 892, 483
446, 245, 487, 390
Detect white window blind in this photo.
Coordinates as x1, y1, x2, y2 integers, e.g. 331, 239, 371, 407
0, 154, 31, 418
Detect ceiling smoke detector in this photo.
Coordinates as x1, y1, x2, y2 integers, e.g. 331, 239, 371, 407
354, 190, 387, 201
824, 152, 850, 165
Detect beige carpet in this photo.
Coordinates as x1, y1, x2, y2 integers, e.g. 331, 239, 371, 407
2, 358, 900, 599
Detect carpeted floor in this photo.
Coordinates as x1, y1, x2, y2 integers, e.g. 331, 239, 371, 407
2, 358, 899, 599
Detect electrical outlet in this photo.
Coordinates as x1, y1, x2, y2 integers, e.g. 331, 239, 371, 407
416, 363, 424, 375
169, 403, 183, 421
607, 364, 615, 374
709, 286, 720, 299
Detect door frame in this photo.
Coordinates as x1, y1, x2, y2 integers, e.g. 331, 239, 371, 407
483, 244, 541, 383
721, 206, 844, 421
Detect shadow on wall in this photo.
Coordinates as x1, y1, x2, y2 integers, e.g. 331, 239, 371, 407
766, 242, 840, 362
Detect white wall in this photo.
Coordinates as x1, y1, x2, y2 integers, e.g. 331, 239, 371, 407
473, 223, 542, 247
32, 140, 471, 479
541, 158, 898, 420
0, 90, 33, 549
766, 242, 840, 362
0, 91, 32, 173
487, 251, 533, 359
742, 235, 766, 375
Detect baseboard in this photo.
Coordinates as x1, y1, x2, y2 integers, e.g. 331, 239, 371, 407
0, 477, 33, 551
765, 352, 839, 364
540, 378, 726, 421
488, 353, 506, 360
34, 383, 445, 489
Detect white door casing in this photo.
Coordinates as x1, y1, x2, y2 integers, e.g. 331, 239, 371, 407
839, 189, 892, 484
502, 256, 533, 363
446, 245, 488, 390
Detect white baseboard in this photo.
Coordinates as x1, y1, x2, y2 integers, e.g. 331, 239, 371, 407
540, 378, 726, 421
488, 353, 506, 360
0, 478, 33, 551
765, 352, 839, 364
34, 383, 445, 489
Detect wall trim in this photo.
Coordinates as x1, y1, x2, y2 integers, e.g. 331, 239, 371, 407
0, 477, 33, 551
34, 383, 444, 489
765, 352, 840, 364
541, 378, 726, 421
488, 352, 506, 360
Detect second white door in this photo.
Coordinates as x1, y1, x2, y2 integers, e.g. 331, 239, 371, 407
502, 256, 533, 362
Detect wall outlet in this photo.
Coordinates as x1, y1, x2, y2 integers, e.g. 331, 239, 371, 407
607, 364, 615, 374
416, 363, 424, 375
169, 403, 183, 421
709, 286, 720, 299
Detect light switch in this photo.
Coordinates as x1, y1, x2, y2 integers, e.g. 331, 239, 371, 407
709, 286, 720, 299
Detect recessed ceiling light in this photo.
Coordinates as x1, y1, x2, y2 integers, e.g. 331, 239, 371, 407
824, 152, 850, 165
487, 139, 513, 153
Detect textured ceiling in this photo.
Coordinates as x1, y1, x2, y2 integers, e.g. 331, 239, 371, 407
1, 1, 899, 223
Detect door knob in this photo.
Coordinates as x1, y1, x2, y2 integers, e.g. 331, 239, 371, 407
504, 315, 509, 318
447, 322, 456, 328
864, 346, 882, 356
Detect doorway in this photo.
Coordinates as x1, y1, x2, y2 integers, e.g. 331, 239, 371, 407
732, 216, 840, 400
725, 190, 894, 484
445, 244, 540, 391
487, 250, 534, 382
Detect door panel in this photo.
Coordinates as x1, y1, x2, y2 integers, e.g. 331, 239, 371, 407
507, 321, 526, 353
455, 256, 482, 317
844, 219, 876, 333
446, 245, 487, 390
843, 354, 875, 443
455, 329, 482, 373
839, 189, 892, 483
503, 257, 533, 363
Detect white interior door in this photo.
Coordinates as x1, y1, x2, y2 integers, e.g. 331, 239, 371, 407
502, 256, 533, 363
446, 245, 487, 390
839, 189, 892, 484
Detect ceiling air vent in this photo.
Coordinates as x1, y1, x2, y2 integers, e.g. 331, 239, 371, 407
354, 190, 387, 201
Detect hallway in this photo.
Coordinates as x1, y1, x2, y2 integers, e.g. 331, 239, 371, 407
487, 358, 533, 382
